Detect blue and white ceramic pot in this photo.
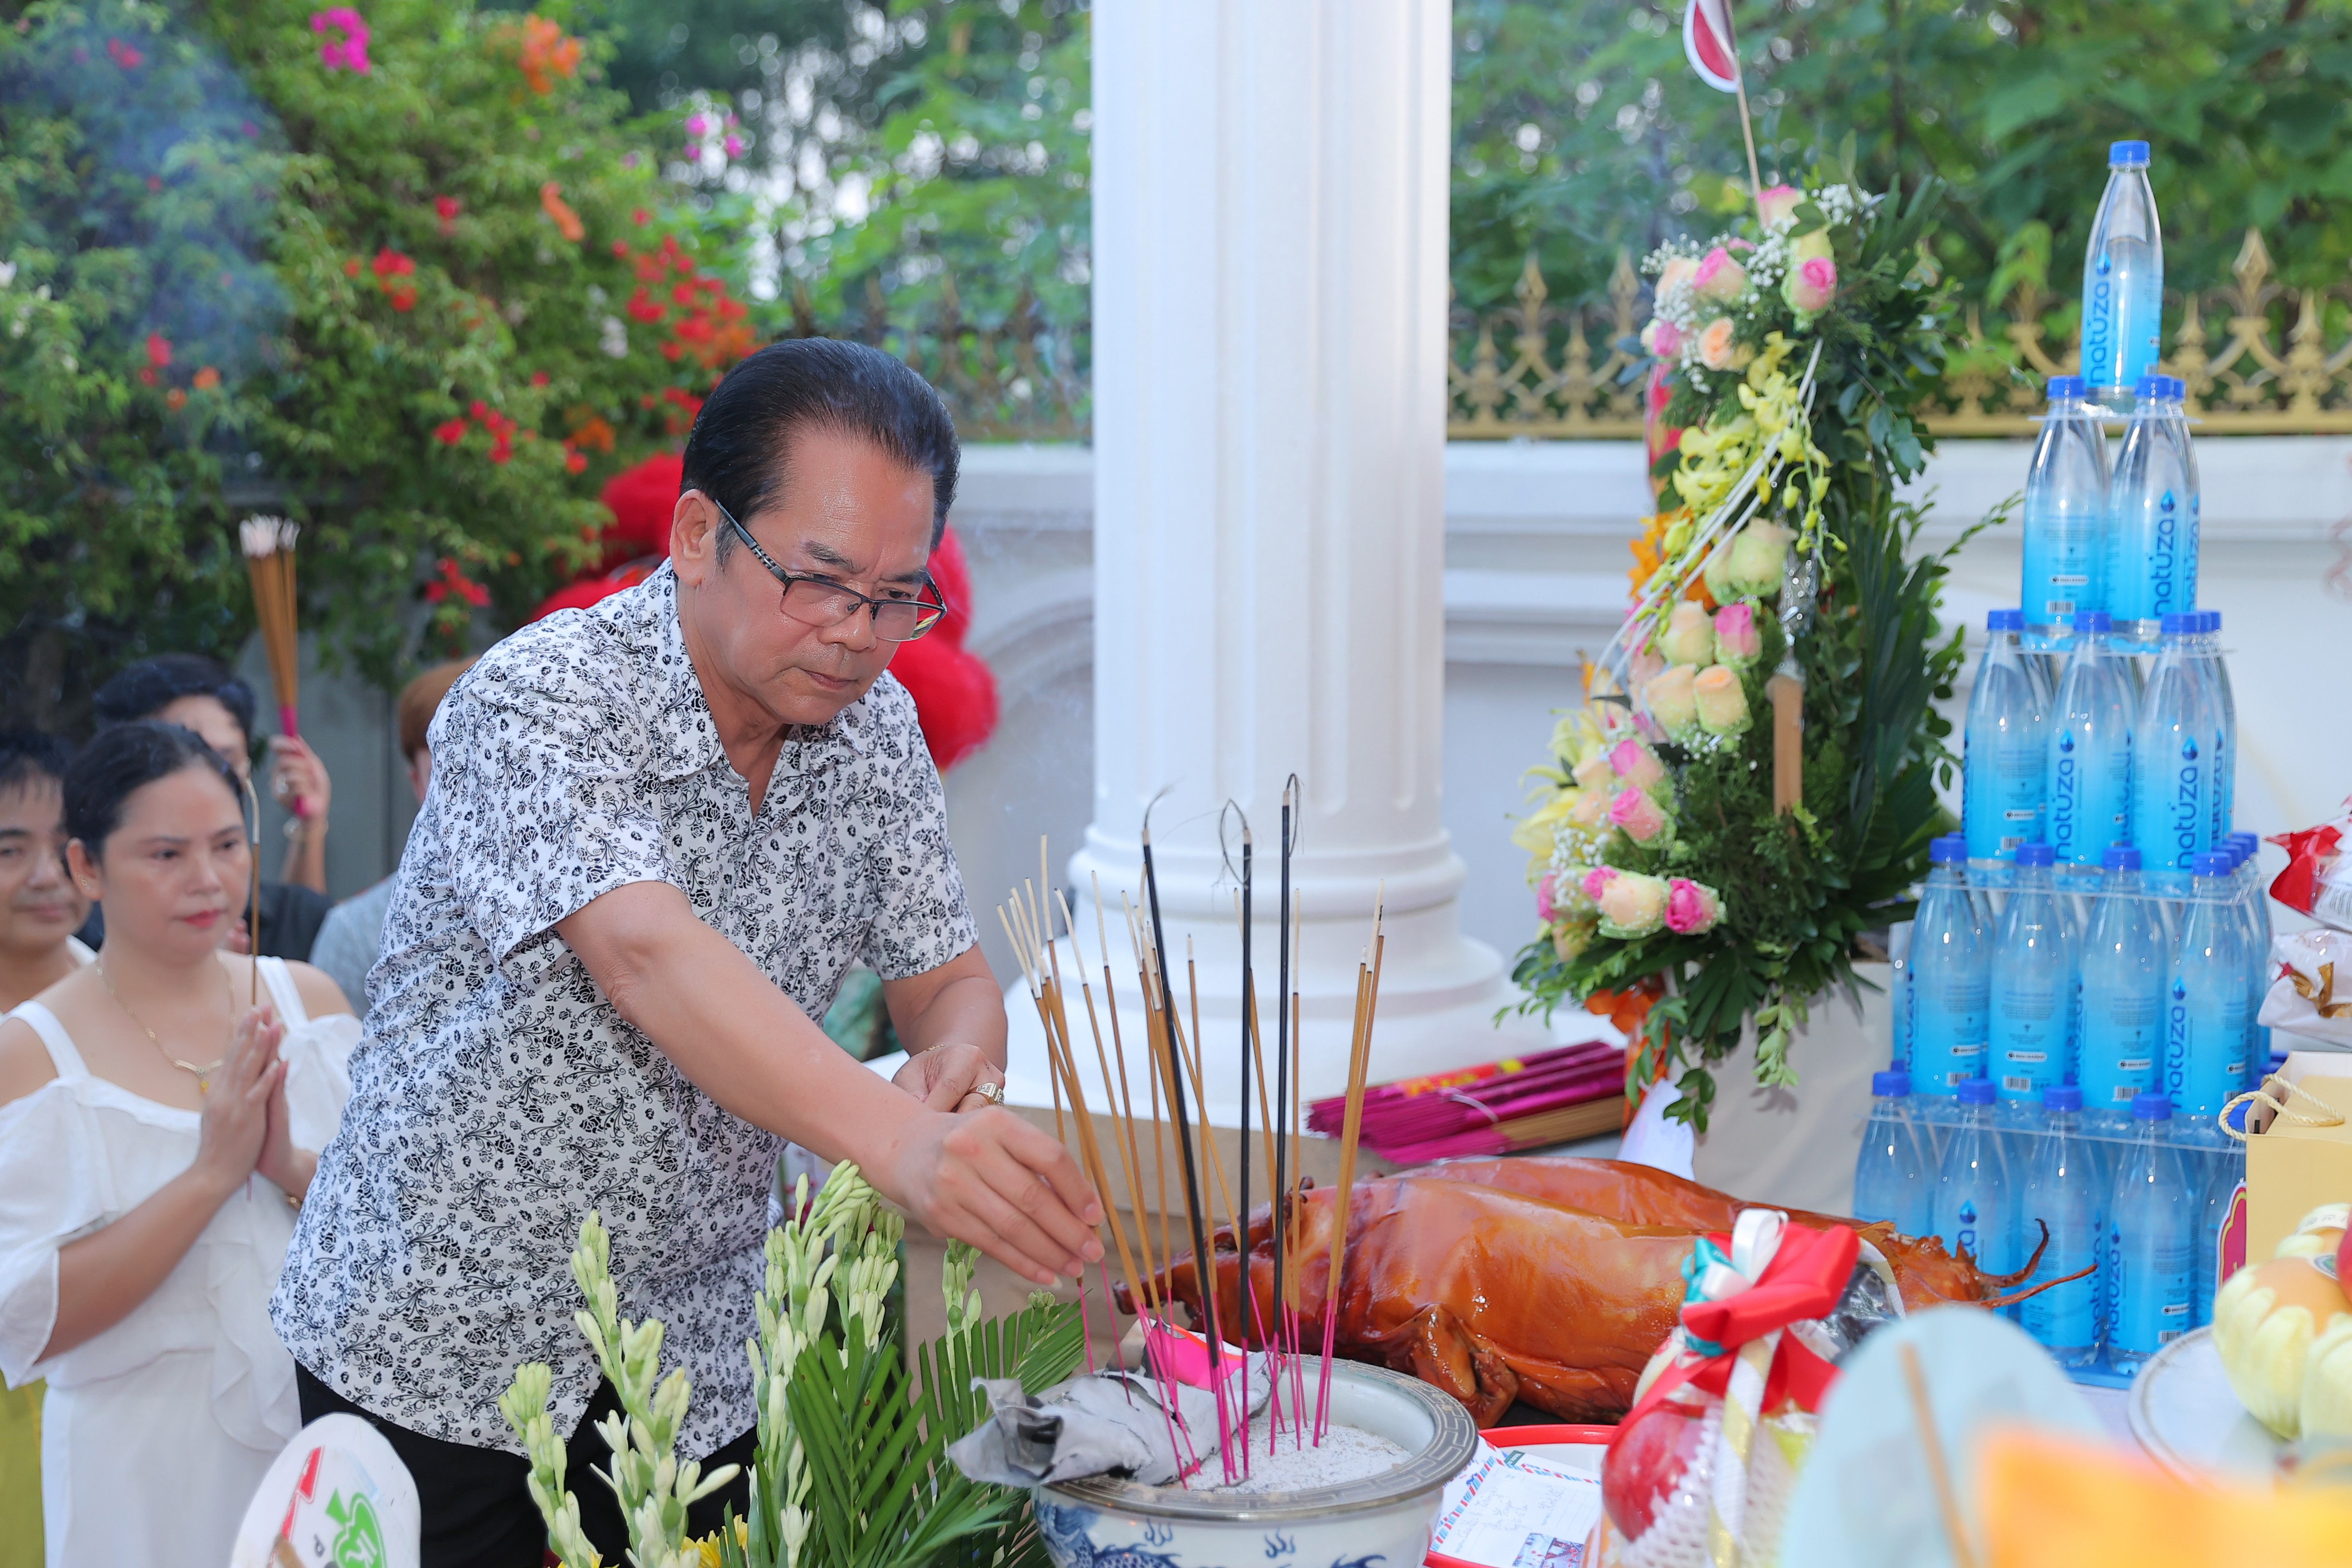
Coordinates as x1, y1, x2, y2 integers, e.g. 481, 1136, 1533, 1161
1030, 1361, 1478, 1568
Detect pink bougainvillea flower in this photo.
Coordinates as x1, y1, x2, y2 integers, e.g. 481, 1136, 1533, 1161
724, 134, 744, 159
106, 37, 145, 70
312, 9, 372, 75
685, 114, 709, 138
144, 332, 172, 368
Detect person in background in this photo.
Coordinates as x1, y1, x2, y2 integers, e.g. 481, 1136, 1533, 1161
0, 721, 356, 1568
0, 731, 89, 1568
91, 655, 334, 960
309, 658, 475, 1012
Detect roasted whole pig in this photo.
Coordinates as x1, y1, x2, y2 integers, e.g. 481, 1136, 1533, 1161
1123, 1161, 2055, 1426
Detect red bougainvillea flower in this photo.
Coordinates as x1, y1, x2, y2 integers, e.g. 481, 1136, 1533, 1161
624, 286, 666, 324
105, 37, 144, 69
144, 333, 172, 368
529, 370, 550, 387
370, 248, 417, 310
538, 182, 584, 244
631, 208, 650, 227
343, 256, 362, 278
516, 15, 582, 94
433, 194, 460, 236
311, 9, 371, 75
434, 419, 467, 445
562, 445, 588, 474
423, 557, 490, 608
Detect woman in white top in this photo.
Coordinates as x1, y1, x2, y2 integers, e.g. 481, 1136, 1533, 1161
0, 722, 357, 1568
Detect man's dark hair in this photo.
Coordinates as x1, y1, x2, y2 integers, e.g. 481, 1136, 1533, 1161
63, 721, 243, 855
92, 653, 258, 743
0, 729, 71, 800
679, 338, 961, 557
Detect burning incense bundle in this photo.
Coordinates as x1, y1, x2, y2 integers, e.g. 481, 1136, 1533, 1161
238, 517, 302, 740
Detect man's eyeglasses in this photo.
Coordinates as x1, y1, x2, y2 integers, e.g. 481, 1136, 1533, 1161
714, 498, 948, 643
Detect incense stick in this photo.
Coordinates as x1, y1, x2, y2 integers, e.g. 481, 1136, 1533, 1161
1273, 778, 1297, 1446
1315, 890, 1384, 1441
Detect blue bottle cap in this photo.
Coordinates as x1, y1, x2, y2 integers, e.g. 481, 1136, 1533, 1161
1873, 1069, 1913, 1098
2103, 844, 2143, 871
2159, 611, 2198, 634
2014, 842, 2057, 867
2070, 610, 2113, 632
2230, 831, 2259, 856
2203, 609, 2222, 633
1958, 1078, 1997, 1106
2134, 373, 2166, 400
2131, 1091, 2174, 1121
2110, 140, 2151, 167
2167, 376, 2189, 400
1930, 835, 1967, 865
1987, 608, 2025, 631
2045, 374, 2086, 400
2044, 1084, 2083, 1113
2192, 850, 2233, 877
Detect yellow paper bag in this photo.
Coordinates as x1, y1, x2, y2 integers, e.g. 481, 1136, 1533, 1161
2246, 1066, 2352, 1263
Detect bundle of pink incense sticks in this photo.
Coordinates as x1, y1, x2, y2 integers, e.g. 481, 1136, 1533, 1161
1305, 1040, 1625, 1163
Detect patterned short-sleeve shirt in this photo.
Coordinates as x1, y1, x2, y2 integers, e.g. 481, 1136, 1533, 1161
270, 565, 976, 1457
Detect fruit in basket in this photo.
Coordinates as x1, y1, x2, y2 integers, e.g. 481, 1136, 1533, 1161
1602, 1389, 1712, 1543
2211, 1206, 2352, 1439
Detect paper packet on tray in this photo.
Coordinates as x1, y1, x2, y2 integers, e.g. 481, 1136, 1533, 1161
2260, 928, 2352, 1047
2268, 805, 2352, 931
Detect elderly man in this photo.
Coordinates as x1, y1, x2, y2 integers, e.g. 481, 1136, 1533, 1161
272, 340, 1100, 1567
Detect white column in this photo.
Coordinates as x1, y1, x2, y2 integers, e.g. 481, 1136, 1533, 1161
997, 0, 1549, 1125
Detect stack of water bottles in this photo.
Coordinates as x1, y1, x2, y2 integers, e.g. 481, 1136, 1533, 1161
1858, 138, 2269, 1381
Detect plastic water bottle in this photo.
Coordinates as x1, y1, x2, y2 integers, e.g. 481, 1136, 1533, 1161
2020, 376, 2113, 643
1854, 1069, 1936, 1238
1911, 836, 1991, 1094
2108, 1091, 2194, 1373
2047, 610, 2134, 868
1964, 610, 2048, 859
2191, 610, 2236, 841
2167, 851, 2250, 1120
2231, 829, 2274, 1086
2018, 1084, 2106, 1368
2106, 377, 2196, 648
2132, 613, 2214, 873
2161, 375, 2203, 620
2187, 1130, 2245, 1329
1936, 1077, 2018, 1280
1991, 843, 2076, 1101
2077, 846, 2166, 1118
2081, 140, 2164, 408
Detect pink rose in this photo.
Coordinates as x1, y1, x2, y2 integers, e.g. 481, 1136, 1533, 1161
1698, 316, 1750, 372
1713, 602, 1760, 666
1692, 246, 1747, 303
1643, 318, 1684, 358
1581, 866, 1619, 904
1665, 878, 1725, 935
1608, 786, 1673, 844
1609, 738, 1667, 795
1784, 255, 1838, 315
1596, 871, 1671, 937
1536, 871, 1558, 924
1694, 665, 1752, 736
1756, 184, 1802, 228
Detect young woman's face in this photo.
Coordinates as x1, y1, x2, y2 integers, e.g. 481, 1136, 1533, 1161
0, 779, 86, 957
155, 694, 252, 785
70, 765, 252, 962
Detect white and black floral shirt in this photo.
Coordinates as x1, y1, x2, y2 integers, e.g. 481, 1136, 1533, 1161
270, 565, 974, 1458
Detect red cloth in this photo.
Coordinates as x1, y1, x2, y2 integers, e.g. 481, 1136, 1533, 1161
597, 453, 683, 567
886, 528, 998, 769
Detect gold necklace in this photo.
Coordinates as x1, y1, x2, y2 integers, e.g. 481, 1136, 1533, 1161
97, 956, 232, 1092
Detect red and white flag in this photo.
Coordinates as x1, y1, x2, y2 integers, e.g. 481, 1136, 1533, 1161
1683, 0, 1742, 92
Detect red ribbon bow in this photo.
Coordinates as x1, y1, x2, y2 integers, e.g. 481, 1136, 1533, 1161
2268, 824, 2342, 916
1611, 1221, 1861, 1454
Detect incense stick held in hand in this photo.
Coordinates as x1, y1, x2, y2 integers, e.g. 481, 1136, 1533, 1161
238, 517, 303, 741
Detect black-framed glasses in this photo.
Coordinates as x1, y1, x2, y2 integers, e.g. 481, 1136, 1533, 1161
714, 498, 948, 643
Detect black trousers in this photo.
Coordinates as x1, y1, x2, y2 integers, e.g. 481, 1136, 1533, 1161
296, 1364, 755, 1568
